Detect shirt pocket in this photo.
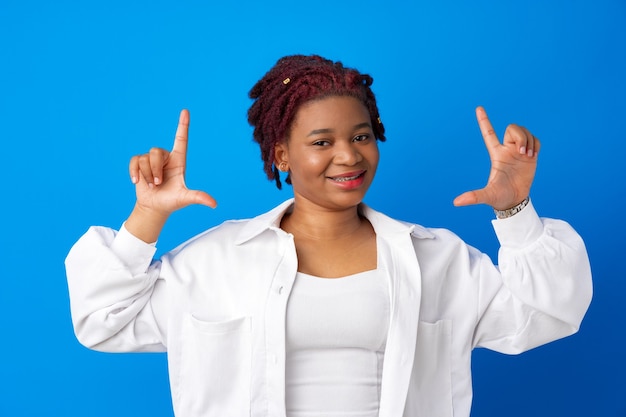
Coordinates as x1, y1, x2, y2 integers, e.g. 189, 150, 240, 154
177, 314, 252, 417
406, 320, 453, 417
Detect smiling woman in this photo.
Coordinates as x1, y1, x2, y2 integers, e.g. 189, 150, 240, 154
276, 97, 379, 208
248, 55, 386, 190
64, 54, 592, 417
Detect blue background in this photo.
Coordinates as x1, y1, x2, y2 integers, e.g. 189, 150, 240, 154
1, 1, 625, 415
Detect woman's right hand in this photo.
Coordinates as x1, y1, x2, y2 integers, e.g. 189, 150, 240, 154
125, 110, 217, 242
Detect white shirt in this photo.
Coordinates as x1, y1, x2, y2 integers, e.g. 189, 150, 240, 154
65, 199, 592, 417
285, 270, 389, 416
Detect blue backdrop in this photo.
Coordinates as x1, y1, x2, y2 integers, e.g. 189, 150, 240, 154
1, 1, 625, 416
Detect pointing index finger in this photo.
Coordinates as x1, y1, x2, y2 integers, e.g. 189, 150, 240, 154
475, 106, 500, 150
172, 109, 190, 158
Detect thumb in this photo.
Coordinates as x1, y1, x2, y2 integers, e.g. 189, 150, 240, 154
453, 189, 487, 207
183, 189, 218, 209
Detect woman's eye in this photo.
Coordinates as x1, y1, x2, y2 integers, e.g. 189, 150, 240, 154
353, 134, 369, 142
312, 140, 330, 146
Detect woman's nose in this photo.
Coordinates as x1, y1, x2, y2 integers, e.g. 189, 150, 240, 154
334, 142, 361, 165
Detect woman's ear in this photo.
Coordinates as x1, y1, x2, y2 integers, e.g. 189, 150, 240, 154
274, 142, 289, 172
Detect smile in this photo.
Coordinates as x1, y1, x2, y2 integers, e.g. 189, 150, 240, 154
329, 171, 365, 182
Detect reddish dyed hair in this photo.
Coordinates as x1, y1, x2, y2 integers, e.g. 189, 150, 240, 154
247, 54, 386, 189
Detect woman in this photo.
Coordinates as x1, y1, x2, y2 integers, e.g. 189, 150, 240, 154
65, 55, 592, 417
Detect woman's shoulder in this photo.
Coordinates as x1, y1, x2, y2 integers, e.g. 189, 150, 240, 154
361, 203, 463, 243
168, 218, 254, 254
167, 200, 295, 256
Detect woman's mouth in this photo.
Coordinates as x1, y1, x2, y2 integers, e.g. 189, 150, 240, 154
330, 172, 365, 182
327, 171, 367, 189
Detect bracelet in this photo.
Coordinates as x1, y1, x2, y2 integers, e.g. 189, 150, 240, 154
493, 197, 530, 219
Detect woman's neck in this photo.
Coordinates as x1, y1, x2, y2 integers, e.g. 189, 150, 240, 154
281, 202, 364, 241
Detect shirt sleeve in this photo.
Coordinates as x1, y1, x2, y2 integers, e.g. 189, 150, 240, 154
472, 200, 593, 353
110, 223, 157, 275
65, 225, 167, 353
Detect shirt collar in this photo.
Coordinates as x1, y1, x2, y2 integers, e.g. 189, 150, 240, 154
234, 199, 435, 245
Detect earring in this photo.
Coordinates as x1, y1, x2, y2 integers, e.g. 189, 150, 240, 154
278, 162, 288, 172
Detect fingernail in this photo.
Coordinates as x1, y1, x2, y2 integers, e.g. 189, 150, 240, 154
527, 149, 534, 157
131, 176, 138, 184
148, 183, 154, 189
154, 177, 160, 185
519, 146, 526, 155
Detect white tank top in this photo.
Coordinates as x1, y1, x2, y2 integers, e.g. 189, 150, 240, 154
285, 269, 390, 416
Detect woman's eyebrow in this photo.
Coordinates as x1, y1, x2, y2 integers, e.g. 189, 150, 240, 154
307, 122, 372, 137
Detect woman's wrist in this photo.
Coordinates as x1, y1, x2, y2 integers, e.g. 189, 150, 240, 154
493, 197, 530, 219
124, 203, 170, 243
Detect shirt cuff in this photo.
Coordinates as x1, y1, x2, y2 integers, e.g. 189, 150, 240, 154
109, 223, 158, 275
491, 199, 544, 249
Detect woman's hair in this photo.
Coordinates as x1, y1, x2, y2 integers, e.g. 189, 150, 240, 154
247, 54, 386, 189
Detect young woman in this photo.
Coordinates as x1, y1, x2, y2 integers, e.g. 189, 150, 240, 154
65, 55, 592, 417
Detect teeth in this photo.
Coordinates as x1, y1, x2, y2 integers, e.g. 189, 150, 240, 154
333, 174, 361, 182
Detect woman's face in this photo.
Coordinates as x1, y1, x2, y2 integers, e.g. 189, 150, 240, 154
274, 95, 379, 211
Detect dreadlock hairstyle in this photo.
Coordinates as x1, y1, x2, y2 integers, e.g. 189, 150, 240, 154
247, 54, 386, 189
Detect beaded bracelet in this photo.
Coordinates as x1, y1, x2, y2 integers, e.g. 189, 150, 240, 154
493, 197, 530, 219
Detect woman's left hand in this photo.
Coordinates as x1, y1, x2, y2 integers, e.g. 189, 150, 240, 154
453, 106, 540, 211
